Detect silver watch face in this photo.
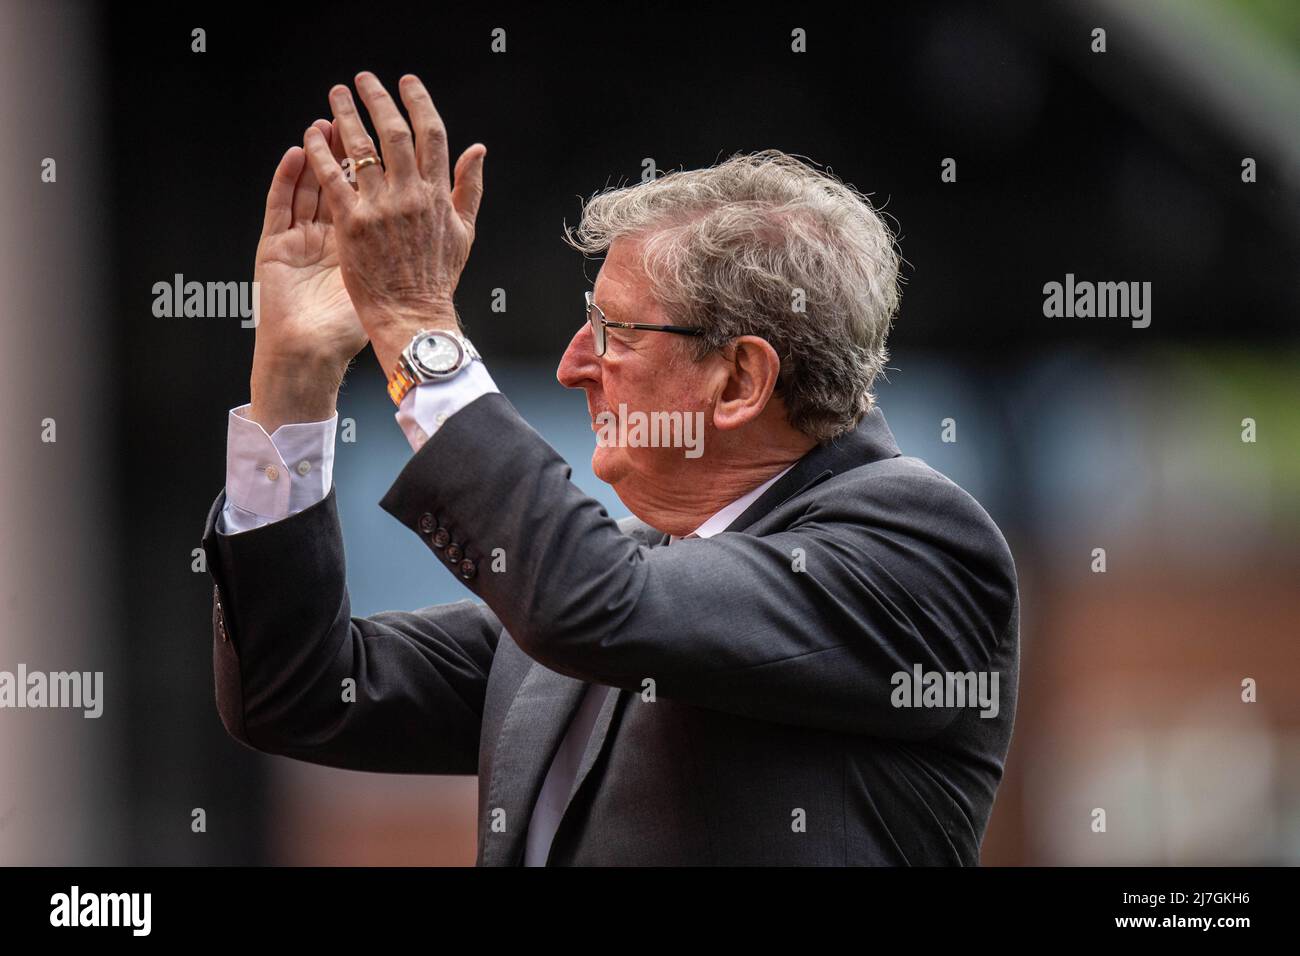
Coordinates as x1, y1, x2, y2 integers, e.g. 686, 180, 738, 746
412, 333, 463, 376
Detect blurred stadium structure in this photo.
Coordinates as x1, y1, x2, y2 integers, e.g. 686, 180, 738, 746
1, 0, 1296, 864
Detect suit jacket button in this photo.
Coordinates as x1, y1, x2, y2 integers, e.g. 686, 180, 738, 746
432, 528, 451, 549
446, 543, 463, 563
418, 513, 436, 534
459, 559, 477, 580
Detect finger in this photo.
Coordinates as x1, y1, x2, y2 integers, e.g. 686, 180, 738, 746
328, 83, 385, 195
303, 125, 357, 216
323, 119, 355, 215
263, 146, 305, 235
452, 143, 487, 232
317, 120, 356, 223
292, 120, 331, 223
325, 118, 349, 166
354, 71, 417, 181
311, 120, 340, 222
399, 74, 450, 185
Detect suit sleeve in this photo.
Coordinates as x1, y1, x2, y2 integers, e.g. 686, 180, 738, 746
203, 484, 501, 774
378, 393, 1018, 740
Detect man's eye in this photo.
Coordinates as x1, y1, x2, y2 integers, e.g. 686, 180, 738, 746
611, 333, 646, 354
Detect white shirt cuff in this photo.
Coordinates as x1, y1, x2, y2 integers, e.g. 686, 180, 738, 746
394, 360, 499, 452
220, 404, 337, 534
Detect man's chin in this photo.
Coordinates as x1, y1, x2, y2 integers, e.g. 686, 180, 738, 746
591, 445, 625, 486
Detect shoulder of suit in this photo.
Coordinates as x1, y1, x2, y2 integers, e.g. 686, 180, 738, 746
617, 513, 662, 544
806, 454, 1007, 538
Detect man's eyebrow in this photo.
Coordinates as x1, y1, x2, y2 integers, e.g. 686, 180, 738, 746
594, 295, 622, 321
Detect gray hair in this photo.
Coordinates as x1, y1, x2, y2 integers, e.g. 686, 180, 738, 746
563, 149, 902, 441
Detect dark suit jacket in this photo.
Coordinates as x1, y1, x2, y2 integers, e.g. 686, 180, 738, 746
201, 393, 1019, 865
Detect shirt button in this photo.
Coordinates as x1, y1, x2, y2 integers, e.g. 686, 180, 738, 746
418, 513, 436, 534
264, 465, 279, 481
435, 412, 448, 427
446, 542, 463, 563
458, 559, 477, 580
296, 460, 312, 476
432, 528, 451, 549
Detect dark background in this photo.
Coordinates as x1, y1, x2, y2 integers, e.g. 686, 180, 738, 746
1, 0, 1295, 864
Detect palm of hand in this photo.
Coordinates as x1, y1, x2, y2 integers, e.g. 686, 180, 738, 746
256, 220, 367, 363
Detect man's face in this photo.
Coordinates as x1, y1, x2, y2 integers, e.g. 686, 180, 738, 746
556, 236, 713, 496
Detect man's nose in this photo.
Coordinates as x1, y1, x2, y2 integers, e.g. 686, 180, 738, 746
556, 323, 599, 389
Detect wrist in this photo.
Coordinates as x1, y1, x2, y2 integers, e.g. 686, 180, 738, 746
364, 301, 460, 337
248, 354, 343, 434
369, 316, 453, 388
362, 302, 465, 390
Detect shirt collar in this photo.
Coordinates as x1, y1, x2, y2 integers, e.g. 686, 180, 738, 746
668, 462, 797, 543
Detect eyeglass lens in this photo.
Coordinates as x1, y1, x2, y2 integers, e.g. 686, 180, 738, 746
587, 296, 606, 356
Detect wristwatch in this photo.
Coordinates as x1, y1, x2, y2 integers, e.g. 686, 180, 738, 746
387, 328, 481, 406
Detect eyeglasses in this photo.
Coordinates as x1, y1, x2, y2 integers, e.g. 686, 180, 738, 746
585, 291, 705, 357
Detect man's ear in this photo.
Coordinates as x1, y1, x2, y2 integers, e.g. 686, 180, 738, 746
712, 335, 781, 431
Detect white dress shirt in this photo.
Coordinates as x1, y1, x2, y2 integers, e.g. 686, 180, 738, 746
218, 356, 793, 865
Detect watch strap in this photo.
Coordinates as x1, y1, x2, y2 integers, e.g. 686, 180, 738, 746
387, 357, 421, 407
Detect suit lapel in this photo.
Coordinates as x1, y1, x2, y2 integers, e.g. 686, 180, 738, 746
478, 662, 590, 866
553, 683, 623, 856
481, 527, 667, 866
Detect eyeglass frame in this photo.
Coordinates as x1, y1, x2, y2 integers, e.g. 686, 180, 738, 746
584, 290, 706, 357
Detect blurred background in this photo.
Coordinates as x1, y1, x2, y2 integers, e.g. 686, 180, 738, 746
1, 0, 1296, 865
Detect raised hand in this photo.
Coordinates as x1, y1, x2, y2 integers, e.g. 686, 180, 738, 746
249, 119, 371, 432
254, 119, 369, 369
301, 72, 486, 379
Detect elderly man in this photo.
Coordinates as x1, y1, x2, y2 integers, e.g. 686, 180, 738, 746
201, 72, 1019, 866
